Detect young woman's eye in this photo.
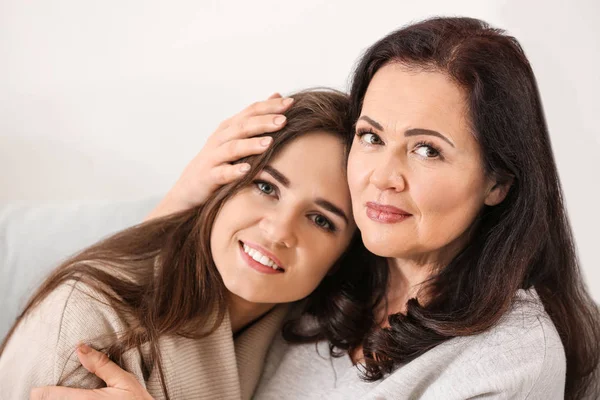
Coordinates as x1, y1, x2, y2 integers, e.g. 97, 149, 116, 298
414, 142, 442, 159
310, 214, 336, 232
356, 130, 383, 145
254, 181, 277, 196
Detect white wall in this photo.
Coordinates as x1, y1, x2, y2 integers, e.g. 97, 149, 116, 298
1, 0, 598, 301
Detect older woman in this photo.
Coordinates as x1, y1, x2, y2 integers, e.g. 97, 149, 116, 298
33, 17, 599, 400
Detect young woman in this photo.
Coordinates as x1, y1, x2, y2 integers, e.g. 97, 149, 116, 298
0, 89, 370, 400
32, 17, 600, 400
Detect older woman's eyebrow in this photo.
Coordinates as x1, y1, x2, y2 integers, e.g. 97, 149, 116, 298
405, 128, 455, 147
358, 115, 455, 147
358, 115, 383, 130
315, 199, 349, 225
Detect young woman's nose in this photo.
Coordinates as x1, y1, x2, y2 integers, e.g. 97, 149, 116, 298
258, 209, 298, 248
368, 153, 407, 193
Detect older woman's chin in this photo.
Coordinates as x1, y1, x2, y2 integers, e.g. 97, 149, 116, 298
360, 237, 404, 259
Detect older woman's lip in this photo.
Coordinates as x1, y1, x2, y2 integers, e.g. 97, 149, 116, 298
366, 202, 412, 223
366, 202, 411, 215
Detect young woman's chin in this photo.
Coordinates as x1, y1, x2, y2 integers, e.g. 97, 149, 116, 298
223, 280, 312, 305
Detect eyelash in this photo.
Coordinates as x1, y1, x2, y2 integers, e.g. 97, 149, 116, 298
252, 180, 337, 233
414, 140, 443, 160
355, 128, 381, 145
254, 180, 279, 198
355, 129, 444, 160
310, 214, 336, 233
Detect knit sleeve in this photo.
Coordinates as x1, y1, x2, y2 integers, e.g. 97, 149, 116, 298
364, 295, 566, 399
0, 281, 146, 399
418, 305, 566, 399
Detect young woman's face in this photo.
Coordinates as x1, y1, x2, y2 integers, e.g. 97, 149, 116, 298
348, 63, 509, 265
211, 131, 356, 304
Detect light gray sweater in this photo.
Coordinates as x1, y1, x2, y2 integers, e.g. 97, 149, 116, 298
254, 289, 566, 399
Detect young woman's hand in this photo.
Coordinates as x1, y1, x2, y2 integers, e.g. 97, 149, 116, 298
30, 344, 154, 400
146, 93, 294, 220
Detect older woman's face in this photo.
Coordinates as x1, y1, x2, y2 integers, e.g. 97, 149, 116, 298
348, 63, 509, 265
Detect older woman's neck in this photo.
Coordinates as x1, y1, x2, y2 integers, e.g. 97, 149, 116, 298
385, 257, 433, 313
227, 293, 275, 334
386, 235, 471, 313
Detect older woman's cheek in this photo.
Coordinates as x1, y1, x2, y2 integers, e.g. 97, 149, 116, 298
347, 150, 372, 205
412, 173, 486, 248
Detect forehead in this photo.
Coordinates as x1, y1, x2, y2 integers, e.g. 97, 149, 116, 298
269, 131, 350, 198
362, 63, 470, 141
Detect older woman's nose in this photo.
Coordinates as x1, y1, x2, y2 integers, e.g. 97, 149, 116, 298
369, 155, 407, 193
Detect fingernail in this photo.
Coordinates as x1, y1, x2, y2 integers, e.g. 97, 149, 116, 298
78, 343, 91, 354
261, 137, 273, 146
273, 116, 286, 125
283, 98, 294, 106
240, 164, 251, 172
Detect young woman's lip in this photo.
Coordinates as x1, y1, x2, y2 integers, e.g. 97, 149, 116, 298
366, 202, 411, 215
239, 243, 283, 274
240, 240, 285, 270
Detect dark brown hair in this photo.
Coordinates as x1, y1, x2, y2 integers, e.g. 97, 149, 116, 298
351, 17, 600, 399
289, 17, 599, 399
0, 88, 358, 399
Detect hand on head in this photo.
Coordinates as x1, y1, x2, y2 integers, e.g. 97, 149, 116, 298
146, 92, 294, 220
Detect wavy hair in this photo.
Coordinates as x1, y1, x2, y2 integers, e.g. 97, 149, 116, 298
287, 17, 599, 399
0, 88, 362, 399
350, 17, 600, 399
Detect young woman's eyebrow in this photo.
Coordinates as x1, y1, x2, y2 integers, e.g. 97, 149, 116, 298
264, 165, 290, 187
315, 199, 349, 225
358, 116, 455, 147
264, 165, 349, 226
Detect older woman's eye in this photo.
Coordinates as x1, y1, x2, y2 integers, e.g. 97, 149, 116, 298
357, 130, 383, 145
414, 142, 441, 159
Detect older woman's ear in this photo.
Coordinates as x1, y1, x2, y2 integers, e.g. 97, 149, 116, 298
484, 176, 514, 207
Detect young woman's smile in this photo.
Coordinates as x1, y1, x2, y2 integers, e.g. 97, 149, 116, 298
239, 240, 284, 274
210, 131, 356, 304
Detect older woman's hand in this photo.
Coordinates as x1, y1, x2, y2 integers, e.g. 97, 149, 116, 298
30, 344, 154, 400
146, 93, 294, 220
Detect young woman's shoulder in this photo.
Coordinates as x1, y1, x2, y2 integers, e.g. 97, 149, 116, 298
0, 279, 145, 399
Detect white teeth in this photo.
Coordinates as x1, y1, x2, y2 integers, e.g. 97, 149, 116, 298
242, 243, 280, 270
259, 255, 270, 265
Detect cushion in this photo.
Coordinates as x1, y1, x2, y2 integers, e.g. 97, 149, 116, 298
0, 198, 159, 340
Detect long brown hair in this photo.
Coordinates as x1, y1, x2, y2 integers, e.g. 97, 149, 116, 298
0, 89, 355, 399
345, 17, 599, 399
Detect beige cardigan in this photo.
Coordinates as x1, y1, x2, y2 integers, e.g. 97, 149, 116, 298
0, 280, 289, 400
